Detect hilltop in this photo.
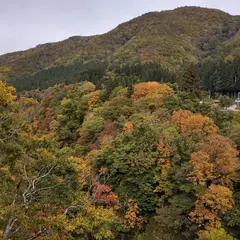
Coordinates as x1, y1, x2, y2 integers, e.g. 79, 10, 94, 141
1, 7, 240, 240
0, 6, 240, 90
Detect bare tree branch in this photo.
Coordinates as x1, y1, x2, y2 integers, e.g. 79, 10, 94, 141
3, 218, 20, 239
22, 163, 58, 210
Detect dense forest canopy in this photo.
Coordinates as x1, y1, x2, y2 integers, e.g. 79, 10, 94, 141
6, 57, 240, 98
0, 6, 240, 93
1, 5, 240, 240
1, 71, 240, 239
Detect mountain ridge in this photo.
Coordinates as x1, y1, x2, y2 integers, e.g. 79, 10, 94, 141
1, 6, 240, 89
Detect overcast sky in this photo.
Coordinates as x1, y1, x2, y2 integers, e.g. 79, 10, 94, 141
1, 0, 239, 55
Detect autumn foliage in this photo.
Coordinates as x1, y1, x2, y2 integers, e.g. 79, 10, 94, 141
1, 79, 240, 240
123, 121, 134, 135
133, 82, 174, 107
190, 185, 233, 231
172, 110, 218, 134
88, 90, 101, 110
157, 139, 173, 158
92, 178, 119, 208
0, 81, 16, 107
188, 134, 239, 185
121, 199, 144, 231
188, 133, 238, 235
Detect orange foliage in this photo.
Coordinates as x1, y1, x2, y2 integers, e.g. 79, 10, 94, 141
98, 167, 108, 174
123, 121, 134, 135
156, 133, 176, 176
157, 139, 172, 158
172, 110, 218, 134
132, 82, 174, 106
189, 185, 233, 230
69, 156, 83, 163
42, 94, 54, 106
121, 199, 144, 231
29, 118, 40, 132
133, 82, 161, 99
157, 158, 171, 176
188, 134, 239, 185
188, 150, 215, 185
39, 108, 54, 132
92, 177, 119, 208
95, 120, 119, 148
88, 90, 101, 110
106, 192, 120, 209
57, 177, 64, 183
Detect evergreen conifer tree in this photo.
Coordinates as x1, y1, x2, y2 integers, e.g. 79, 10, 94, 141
178, 63, 201, 97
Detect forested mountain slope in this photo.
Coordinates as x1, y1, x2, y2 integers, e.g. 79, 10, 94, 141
1, 6, 240, 90
1, 75, 240, 240
219, 31, 240, 59
0, 36, 93, 80
1, 7, 240, 239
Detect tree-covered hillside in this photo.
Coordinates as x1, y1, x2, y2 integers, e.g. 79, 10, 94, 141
0, 6, 240, 91
1, 65, 240, 239
1, 5, 240, 240
0, 36, 93, 80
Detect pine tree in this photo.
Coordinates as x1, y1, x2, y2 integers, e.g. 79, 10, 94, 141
178, 63, 201, 97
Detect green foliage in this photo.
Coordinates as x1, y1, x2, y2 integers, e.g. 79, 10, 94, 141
15, 79, 239, 239
1, 9, 240, 236
199, 57, 240, 94
95, 96, 133, 121
202, 228, 235, 240
93, 123, 160, 212
67, 205, 118, 240
142, 202, 196, 240
219, 95, 233, 108
1, 7, 239, 94
109, 86, 129, 100
178, 63, 201, 97
56, 82, 95, 142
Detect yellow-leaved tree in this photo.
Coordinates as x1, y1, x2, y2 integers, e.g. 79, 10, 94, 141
133, 82, 174, 110
171, 110, 218, 134
0, 81, 16, 109
188, 134, 239, 186
190, 185, 233, 231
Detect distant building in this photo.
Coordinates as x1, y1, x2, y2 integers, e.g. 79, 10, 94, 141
235, 92, 240, 105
